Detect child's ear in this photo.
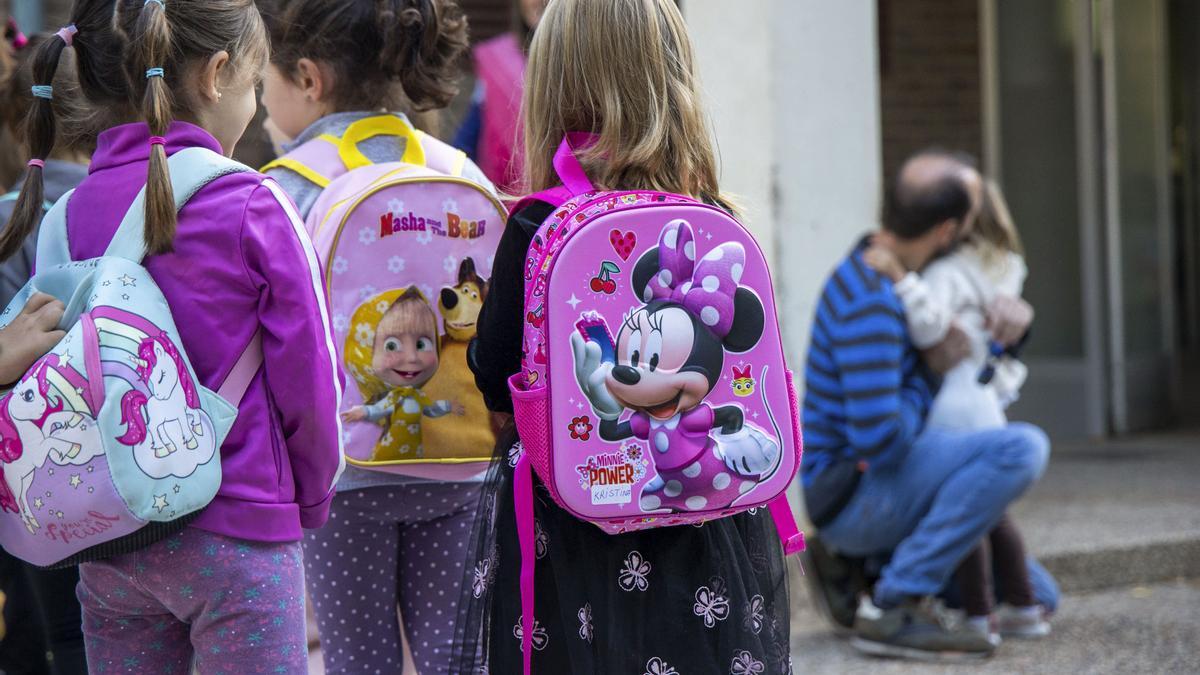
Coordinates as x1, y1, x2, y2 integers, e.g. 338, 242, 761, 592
295, 58, 333, 104
198, 50, 231, 103
723, 288, 765, 353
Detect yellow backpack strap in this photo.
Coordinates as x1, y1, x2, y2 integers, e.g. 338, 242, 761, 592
338, 115, 426, 170
260, 157, 332, 188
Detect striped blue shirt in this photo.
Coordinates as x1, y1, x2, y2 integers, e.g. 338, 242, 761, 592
801, 238, 936, 486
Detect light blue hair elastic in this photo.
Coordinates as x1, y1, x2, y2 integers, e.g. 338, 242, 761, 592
144, 0, 165, 8
31, 85, 53, 100
145, 67, 164, 79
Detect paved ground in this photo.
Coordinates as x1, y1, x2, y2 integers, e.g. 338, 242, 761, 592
790, 578, 1200, 675
1012, 430, 1200, 561
304, 431, 1200, 673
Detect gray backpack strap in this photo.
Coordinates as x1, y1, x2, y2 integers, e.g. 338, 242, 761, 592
105, 147, 254, 263
35, 189, 76, 270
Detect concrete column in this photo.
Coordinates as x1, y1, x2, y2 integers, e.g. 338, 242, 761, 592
686, 0, 777, 262
688, 1, 882, 373
772, 0, 883, 370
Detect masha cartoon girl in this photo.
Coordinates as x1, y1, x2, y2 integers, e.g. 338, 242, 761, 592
571, 219, 781, 512
342, 288, 464, 461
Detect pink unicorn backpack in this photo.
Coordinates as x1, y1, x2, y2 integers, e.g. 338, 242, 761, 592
508, 136, 805, 673
264, 115, 507, 481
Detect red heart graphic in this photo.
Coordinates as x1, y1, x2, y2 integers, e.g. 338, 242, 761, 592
609, 230, 637, 260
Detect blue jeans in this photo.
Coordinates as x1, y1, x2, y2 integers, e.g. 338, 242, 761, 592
821, 423, 1052, 609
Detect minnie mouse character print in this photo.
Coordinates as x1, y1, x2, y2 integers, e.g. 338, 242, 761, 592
570, 219, 782, 513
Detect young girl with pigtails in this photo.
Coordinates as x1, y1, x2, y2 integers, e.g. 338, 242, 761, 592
2, 1, 344, 672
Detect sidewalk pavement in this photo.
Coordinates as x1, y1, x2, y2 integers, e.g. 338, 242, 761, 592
791, 578, 1200, 674
789, 428, 1200, 673
1010, 429, 1200, 591
305, 431, 1200, 672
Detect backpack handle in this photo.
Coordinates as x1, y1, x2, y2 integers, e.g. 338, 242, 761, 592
337, 115, 426, 170
553, 132, 597, 196
509, 133, 598, 214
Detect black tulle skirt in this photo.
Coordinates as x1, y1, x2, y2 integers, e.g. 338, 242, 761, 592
452, 429, 793, 675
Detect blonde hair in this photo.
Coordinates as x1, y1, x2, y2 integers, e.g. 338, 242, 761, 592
968, 179, 1024, 273
521, 0, 726, 205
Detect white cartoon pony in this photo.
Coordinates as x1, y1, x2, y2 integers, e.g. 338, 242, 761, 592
0, 359, 103, 533
117, 333, 215, 478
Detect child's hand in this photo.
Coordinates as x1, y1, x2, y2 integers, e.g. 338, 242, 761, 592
452, 402, 466, 416
921, 323, 971, 375
341, 407, 368, 423
0, 293, 66, 385
863, 243, 906, 282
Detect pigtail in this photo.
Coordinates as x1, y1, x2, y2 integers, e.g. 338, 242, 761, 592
378, 0, 467, 112
0, 34, 68, 262
133, 0, 176, 255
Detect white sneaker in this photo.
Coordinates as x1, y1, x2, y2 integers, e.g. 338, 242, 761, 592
965, 615, 1002, 647
994, 604, 1051, 638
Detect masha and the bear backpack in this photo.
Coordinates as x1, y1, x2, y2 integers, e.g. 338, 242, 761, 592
507, 135, 805, 672
264, 115, 507, 481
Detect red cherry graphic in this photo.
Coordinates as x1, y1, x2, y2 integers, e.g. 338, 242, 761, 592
609, 230, 637, 260
589, 260, 622, 296
526, 309, 545, 328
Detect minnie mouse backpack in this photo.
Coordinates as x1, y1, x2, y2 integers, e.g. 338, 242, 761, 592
508, 135, 805, 672
0, 148, 261, 568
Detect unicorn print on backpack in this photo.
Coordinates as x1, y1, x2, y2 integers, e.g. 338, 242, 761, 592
0, 357, 103, 534
118, 334, 211, 466
570, 219, 783, 513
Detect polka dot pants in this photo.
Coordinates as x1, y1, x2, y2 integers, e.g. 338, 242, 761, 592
303, 482, 480, 674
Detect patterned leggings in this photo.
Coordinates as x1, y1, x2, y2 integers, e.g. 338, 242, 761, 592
303, 482, 479, 674
77, 528, 308, 675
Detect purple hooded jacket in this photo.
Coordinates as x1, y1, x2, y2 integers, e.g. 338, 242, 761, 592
63, 122, 345, 543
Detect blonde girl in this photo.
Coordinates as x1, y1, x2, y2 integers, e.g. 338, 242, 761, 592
456, 1, 791, 673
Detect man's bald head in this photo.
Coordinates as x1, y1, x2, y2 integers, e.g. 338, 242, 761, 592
884, 149, 981, 240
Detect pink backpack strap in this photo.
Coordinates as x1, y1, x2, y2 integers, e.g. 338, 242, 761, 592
510, 133, 599, 215
216, 329, 263, 407
261, 136, 345, 189
768, 494, 807, 556
418, 133, 470, 177
514, 451, 537, 675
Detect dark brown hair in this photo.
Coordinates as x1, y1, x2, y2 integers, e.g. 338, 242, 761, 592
2, 33, 96, 157
260, 0, 469, 113
0, 0, 267, 261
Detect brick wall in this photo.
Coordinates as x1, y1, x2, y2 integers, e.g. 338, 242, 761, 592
878, 0, 983, 183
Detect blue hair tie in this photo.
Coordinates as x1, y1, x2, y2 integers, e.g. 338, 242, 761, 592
144, 0, 165, 7
30, 85, 53, 100
145, 67, 164, 79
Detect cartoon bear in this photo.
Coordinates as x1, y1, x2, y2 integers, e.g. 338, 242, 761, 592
422, 257, 495, 459
437, 258, 487, 342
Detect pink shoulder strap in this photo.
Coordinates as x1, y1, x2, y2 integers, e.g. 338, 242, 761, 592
216, 330, 263, 407
510, 133, 598, 214
515, 452, 537, 675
